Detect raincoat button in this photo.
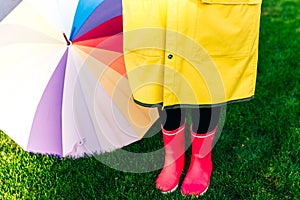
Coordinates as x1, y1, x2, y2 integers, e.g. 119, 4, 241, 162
168, 54, 173, 59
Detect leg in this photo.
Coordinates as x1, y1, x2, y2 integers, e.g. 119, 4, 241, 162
191, 107, 221, 133
181, 107, 221, 196
158, 107, 186, 131
156, 107, 186, 193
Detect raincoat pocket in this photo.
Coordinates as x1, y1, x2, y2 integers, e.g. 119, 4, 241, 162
197, 0, 262, 57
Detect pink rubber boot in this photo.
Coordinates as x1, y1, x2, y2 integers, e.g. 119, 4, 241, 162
156, 122, 186, 193
181, 126, 217, 197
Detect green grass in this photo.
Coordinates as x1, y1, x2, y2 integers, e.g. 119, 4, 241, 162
1, 1, 300, 199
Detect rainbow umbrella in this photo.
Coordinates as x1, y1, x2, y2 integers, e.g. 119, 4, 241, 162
0, 0, 158, 158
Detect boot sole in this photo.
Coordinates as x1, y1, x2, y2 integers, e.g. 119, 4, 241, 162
181, 184, 209, 197
159, 184, 179, 194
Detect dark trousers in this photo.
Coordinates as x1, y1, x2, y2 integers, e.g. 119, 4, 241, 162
158, 107, 221, 134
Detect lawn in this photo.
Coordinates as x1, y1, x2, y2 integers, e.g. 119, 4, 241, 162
1, 1, 299, 199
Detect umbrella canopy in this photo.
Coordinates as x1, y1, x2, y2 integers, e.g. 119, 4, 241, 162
0, 0, 158, 158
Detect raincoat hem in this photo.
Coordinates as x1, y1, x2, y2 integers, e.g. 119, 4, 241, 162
133, 96, 255, 110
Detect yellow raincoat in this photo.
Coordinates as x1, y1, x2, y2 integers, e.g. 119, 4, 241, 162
122, 0, 262, 108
